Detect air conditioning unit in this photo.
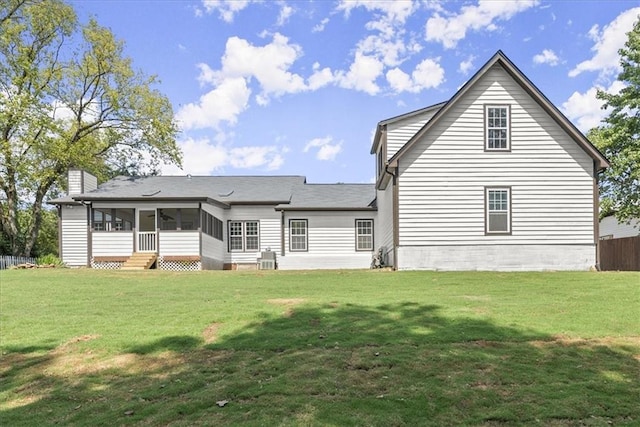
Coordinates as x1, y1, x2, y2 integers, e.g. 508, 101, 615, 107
259, 259, 276, 270
257, 250, 276, 270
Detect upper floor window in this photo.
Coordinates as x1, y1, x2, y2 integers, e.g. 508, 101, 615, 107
228, 220, 259, 252
355, 219, 374, 251
485, 105, 510, 151
485, 187, 511, 234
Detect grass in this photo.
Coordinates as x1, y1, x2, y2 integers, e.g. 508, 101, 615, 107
0, 269, 638, 426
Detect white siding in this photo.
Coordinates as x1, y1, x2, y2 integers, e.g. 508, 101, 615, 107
60, 205, 88, 266
225, 206, 281, 265
599, 216, 640, 239
278, 211, 375, 270
159, 231, 200, 256
201, 203, 226, 268
386, 109, 439, 160
92, 232, 134, 256
397, 64, 596, 256
375, 185, 394, 266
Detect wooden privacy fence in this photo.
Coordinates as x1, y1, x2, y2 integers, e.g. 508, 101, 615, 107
600, 236, 640, 271
0, 255, 37, 270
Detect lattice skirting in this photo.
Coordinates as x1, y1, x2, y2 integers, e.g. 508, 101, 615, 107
158, 257, 201, 271
91, 259, 124, 270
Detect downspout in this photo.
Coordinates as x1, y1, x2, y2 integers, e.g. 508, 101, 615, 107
280, 210, 285, 257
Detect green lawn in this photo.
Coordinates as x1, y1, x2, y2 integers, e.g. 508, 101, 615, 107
1, 269, 638, 426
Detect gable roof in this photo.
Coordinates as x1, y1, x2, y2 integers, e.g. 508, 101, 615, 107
387, 50, 609, 171
370, 102, 447, 154
49, 175, 376, 210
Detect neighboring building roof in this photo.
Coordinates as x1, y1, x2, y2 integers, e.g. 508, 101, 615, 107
384, 50, 609, 171
49, 175, 376, 210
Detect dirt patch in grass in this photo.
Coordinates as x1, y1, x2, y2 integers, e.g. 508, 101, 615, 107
55, 334, 101, 352
267, 298, 306, 316
203, 323, 222, 344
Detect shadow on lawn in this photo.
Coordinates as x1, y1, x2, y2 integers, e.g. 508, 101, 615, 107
1, 302, 638, 426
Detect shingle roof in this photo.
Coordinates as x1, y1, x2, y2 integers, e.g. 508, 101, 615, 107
277, 184, 376, 210
49, 175, 376, 210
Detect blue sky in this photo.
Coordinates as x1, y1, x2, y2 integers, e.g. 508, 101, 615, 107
71, 0, 640, 183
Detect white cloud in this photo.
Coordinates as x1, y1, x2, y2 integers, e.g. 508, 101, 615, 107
568, 7, 640, 78
533, 49, 559, 66
561, 80, 625, 132
425, 0, 540, 49
303, 136, 343, 161
276, 3, 294, 26
308, 63, 335, 90
216, 33, 307, 104
459, 55, 475, 75
229, 146, 286, 170
386, 58, 445, 93
313, 18, 330, 33
337, 0, 419, 68
161, 137, 287, 175
335, 52, 384, 95
176, 77, 251, 130
161, 137, 229, 175
200, 0, 252, 22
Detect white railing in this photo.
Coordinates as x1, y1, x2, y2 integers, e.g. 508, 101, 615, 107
138, 232, 157, 252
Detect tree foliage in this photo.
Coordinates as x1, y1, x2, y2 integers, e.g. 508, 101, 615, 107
0, 0, 181, 256
592, 17, 640, 222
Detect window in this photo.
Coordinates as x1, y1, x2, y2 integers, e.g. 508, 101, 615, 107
92, 208, 134, 231
485, 105, 510, 150
356, 219, 374, 251
486, 187, 511, 234
228, 220, 259, 252
289, 219, 308, 252
201, 211, 223, 241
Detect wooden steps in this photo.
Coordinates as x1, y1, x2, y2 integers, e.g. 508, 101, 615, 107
121, 253, 157, 270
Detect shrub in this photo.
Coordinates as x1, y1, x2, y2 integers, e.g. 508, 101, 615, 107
36, 254, 66, 267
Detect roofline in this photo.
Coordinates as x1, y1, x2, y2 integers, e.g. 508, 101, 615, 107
388, 50, 610, 171
68, 196, 231, 209
370, 102, 446, 155
275, 207, 377, 212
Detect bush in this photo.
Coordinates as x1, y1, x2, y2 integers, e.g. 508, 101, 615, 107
36, 254, 66, 267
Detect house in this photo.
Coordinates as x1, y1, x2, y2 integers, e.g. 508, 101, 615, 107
50, 51, 608, 271
599, 215, 640, 240
371, 50, 608, 271
50, 172, 376, 270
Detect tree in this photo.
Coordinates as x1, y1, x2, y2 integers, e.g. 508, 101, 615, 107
0, 0, 182, 256
592, 17, 640, 222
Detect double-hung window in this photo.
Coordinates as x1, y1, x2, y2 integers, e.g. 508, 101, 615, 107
485, 105, 510, 151
228, 220, 259, 252
355, 219, 374, 251
485, 187, 511, 234
289, 219, 308, 252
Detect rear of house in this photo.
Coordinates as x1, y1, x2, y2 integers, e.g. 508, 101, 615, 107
51, 174, 376, 270
51, 51, 607, 272
371, 51, 608, 271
